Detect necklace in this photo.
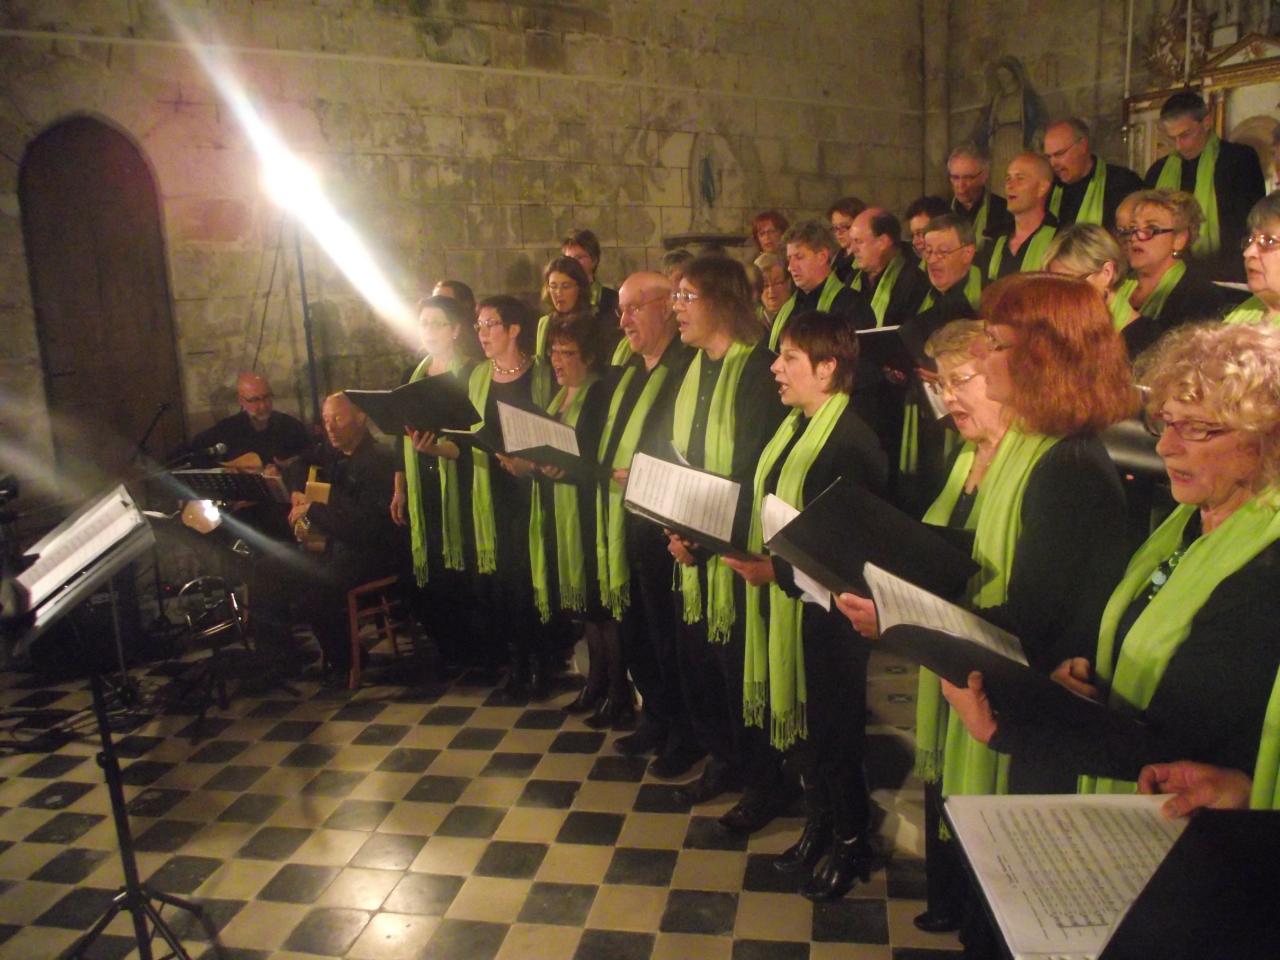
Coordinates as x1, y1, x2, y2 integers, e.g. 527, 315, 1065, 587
1145, 544, 1189, 600
491, 354, 529, 376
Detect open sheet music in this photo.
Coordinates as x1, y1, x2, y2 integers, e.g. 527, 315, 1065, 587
761, 495, 830, 610
624, 452, 744, 555
945, 794, 1185, 960
865, 562, 1027, 666
497, 401, 579, 456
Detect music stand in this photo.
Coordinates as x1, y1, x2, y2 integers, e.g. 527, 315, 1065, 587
8, 486, 207, 960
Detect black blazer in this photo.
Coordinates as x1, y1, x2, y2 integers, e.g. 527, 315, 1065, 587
1121, 267, 1235, 357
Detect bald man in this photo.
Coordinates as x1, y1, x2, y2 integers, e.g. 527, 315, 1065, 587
847, 208, 930, 326
1043, 117, 1142, 230
189, 371, 309, 467
256, 393, 400, 683
980, 152, 1059, 282
598, 272, 702, 777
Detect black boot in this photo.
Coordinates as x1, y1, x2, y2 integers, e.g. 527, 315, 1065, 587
774, 779, 832, 874
584, 624, 634, 729
500, 638, 530, 702
564, 625, 606, 714
528, 651, 551, 702
800, 833, 873, 901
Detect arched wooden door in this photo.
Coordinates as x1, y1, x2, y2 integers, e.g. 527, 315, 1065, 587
19, 116, 185, 487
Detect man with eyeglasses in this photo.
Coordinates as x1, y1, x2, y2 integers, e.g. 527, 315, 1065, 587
979, 152, 1058, 282
596, 272, 702, 777
947, 143, 1011, 251
1043, 117, 1142, 230
188, 371, 310, 471
1142, 91, 1266, 281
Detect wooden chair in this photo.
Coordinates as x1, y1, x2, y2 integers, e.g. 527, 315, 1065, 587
345, 575, 411, 689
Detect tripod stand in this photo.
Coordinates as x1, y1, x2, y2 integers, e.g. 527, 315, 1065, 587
64, 668, 207, 960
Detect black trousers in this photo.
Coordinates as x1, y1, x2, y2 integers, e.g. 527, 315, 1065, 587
788, 622, 871, 836
675, 602, 780, 793
620, 530, 691, 743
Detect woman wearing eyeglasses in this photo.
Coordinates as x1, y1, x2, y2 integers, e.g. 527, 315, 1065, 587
943, 321, 1280, 821
535, 255, 622, 363
827, 196, 867, 284
1226, 192, 1280, 326
389, 296, 479, 675
467, 295, 553, 695
666, 255, 789, 823
1118, 189, 1235, 356
1042, 223, 1136, 330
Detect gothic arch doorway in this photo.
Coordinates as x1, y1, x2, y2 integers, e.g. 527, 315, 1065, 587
19, 115, 185, 487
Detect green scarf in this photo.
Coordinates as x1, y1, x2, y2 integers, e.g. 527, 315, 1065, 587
595, 359, 671, 617
1049, 157, 1107, 226
769, 271, 844, 350
589, 278, 603, 307
403, 356, 467, 584
955, 192, 992, 248
986, 222, 1058, 280
914, 444, 978, 782
467, 363, 498, 574
1082, 497, 1280, 796
1224, 294, 1276, 326
917, 266, 982, 315
535, 313, 551, 359
1110, 277, 1139, 330
941, 429, 1060, 797
1135, 259, 1186, 321
529, 376, 599, 621
742, 393, 850, 749
672, 340, 754, 641
609, 336, 632, 366
852, 253, 907, 327
1155, 133, 1221, 257
1253, 671, 1280, 809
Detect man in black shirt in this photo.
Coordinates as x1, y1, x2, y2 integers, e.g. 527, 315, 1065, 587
979, 153, 1058, 281
190, 371, 310, 468
1043, 117, 1143, 230
562, 228, 620, 320
1142, 91, 1266, 280
847, 208, 930, 326
770, 220, 872, 351
256, 393, 400, 683
948, 143, 1010, 251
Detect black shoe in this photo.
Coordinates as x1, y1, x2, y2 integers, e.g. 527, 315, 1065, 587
528, 661, 551, 702
676, 759, 739, 805
800, 834, 874, 901
584, 694, 636, 730
912, 909, 962, 934
774, 814, 832, 874
648, 742, 706, 779
719, 792, 785, 834
614, 723, 666, 756
564, 683, 605, 715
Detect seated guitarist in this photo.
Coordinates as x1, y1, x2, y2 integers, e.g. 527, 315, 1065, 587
189, 372, 310, 470
254, 393, 401, 683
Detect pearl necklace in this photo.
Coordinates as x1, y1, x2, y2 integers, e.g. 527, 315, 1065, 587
491, 354, 529, 376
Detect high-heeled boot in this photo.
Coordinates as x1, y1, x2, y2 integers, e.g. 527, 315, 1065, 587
564, 624, 606, 714
774, 777, 831, 875
801, 769, 874, 900
585, 622, 635, 729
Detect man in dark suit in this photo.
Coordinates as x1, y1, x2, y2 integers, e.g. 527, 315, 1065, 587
1044, 117, 1144, 230
1143, 91, 1266, 281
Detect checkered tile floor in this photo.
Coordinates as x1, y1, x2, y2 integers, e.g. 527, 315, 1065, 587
0, 646, 960, 959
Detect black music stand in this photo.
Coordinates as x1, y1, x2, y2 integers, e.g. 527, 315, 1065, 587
6, 486, 209, 960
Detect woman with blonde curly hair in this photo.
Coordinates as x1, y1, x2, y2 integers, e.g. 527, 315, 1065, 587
945, 322, 1280, 810
1118, 188, 1235, 355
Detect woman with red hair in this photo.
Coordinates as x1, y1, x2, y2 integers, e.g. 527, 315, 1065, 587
837, 273, 1134, 931
751, 209, 790, 255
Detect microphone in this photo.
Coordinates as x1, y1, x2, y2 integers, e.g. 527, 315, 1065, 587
195, 442, 229, 459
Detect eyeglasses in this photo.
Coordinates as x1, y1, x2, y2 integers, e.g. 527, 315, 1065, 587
239, 393, 272, 404
922, 243, 973, 262
939, 371, 981, 393
1242, 234, 1280, 252
547, 282, 578, 293
421, 318, 453, 330
548, 346, 580, 359
1117, 226, 1179, 242
1143, 412, 1231, 442
762, 278, 791, 290
615, 294, 668, 319
474, 318, 505, 331
671, 290, 701, 304
1043, 138, 1083, 162
831, 222, 853, 234
756, 226, 781, 238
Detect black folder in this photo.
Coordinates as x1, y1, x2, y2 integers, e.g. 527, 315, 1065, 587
1100, 809, 1280, 960
440, 419, 610, 481
764, 479, 978, 600
622, 454, 752, 560
345, 376, 480, 436
856, 325, 919, 377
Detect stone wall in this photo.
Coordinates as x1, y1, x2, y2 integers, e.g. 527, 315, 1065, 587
0, 0, 924, 492
935, 0, 1278, 192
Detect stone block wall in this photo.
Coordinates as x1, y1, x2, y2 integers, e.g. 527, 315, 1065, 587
0, 0, 925, 475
